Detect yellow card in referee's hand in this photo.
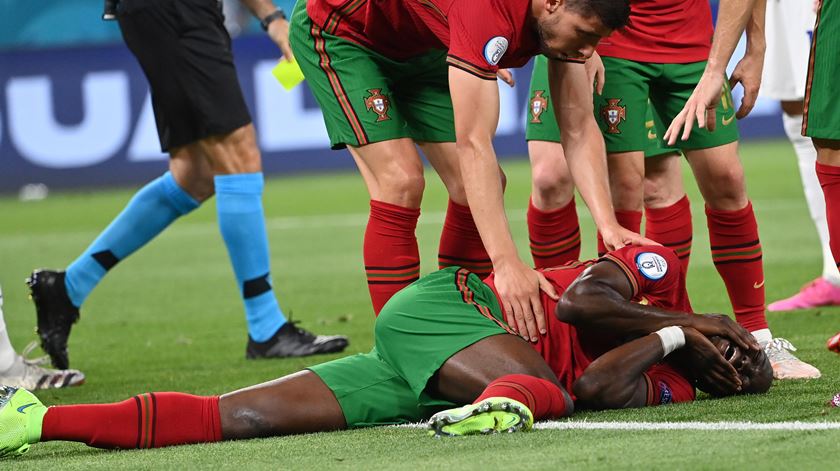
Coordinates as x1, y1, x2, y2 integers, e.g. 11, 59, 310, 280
272, 59, 305, 91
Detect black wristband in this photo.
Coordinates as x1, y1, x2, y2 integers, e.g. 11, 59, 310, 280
260, 9, 286, 31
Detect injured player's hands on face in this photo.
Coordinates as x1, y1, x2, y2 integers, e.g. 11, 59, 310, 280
697, 336, 774, 397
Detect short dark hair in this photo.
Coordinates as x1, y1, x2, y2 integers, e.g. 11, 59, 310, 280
566, 0, 631, 30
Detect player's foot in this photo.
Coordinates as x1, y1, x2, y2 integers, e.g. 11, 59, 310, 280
26, 269, 79, 370
427, 397, 533, 437
0, 386, 46, 458
767, 278, 840, 312
0, 342, 85, 390
245, 321, 349, 359
764, 338, 821, 380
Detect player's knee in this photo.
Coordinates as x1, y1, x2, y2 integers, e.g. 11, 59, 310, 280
379, 169, 426, 204
531, 165, 573, 208
643, 176, 681, 208
703, 167, 747, 210
188, 175, 216, 202
610, 172, 644, 208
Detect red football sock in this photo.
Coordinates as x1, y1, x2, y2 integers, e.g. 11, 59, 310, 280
438, 199, 493, 278
527, 197, 581, 268
645, 195, 693, 274
817, 162, 840, 267
365, 200, 421, 315
474, 374, 570, 420
706, 202, 768, 331
41, 393, 221, 449
597, 209, 642, 256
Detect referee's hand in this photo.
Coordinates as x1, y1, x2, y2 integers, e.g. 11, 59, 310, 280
267, 18, 295, 62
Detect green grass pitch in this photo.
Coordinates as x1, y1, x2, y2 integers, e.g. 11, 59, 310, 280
1, 139, 839, 469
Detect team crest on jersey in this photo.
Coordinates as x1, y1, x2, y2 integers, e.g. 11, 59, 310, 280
529, 91, 549, 123
483, 36, 509, 66
364, 89, 391, 122
600, 98, 626, 134
635, 252, 668, 281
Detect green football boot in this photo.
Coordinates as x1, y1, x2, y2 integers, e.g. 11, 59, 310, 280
428, 397, 534, 437
0, 386, 46, 458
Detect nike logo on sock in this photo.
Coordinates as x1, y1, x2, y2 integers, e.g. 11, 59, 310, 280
17, 402, 36, 413
754, 280, 765, 289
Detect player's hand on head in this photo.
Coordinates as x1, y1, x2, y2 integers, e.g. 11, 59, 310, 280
494, 259, 555, 342
663, 72, 724, 145
267, 18, 295, 62
729, 52, 764, 119
584, 51, 605, 95
496, 69, 515, 87
682, 327, 742, 393
600, 226, 660, 252
690, 314, 760, 352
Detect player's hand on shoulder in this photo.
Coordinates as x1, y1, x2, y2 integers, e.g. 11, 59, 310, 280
600, 225, 660, 252
663, 71, 724, 145
690, 313, 760, 353
267, 17, 295, 62
493, 258, 557, 343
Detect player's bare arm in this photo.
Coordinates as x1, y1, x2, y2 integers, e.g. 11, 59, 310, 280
665, 0, 763, 144
547, 59, 657, 251
449, 66, 558, 343
573, 326, 743, 409
556, 259, 760, 352
239, 0, 294, 61
729, 0, 767, 119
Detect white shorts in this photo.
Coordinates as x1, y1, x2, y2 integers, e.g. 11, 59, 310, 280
759, 0, 816, 101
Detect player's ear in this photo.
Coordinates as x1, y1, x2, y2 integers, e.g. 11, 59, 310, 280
546, 0, 564, 14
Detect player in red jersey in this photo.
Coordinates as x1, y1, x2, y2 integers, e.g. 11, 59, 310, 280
288, 0, 655, 341
529, 0, 819, 379
0, 245, 772, 454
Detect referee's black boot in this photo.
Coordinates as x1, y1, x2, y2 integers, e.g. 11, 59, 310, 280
26, 270, 80, 370
246, 321, 349, 359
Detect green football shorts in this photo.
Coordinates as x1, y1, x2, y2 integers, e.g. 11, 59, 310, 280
309, 268, 514, 427
595, 57, 739, 152
804, 0, 840, 140
525, 55, 681, 158
289, 0, 455, 149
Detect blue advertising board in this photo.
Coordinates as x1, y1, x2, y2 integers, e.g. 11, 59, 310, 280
0, 22, 784, 193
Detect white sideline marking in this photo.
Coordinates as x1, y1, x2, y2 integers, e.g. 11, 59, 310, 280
400, 421, 840, 431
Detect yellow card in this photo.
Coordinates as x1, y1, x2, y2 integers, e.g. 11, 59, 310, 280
271, 59, 305, 91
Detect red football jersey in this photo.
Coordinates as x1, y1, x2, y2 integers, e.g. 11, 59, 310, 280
306, 0, 540, 80
596, 0, 713, 63
485, 245, 695, 404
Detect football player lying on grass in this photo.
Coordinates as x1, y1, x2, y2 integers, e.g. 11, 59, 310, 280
0, 245, 771, 457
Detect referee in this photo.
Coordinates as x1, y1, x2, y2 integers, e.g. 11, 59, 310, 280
27, 0, 348, 368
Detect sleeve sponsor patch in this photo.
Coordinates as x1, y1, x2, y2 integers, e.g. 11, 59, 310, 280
635, 252, 668, 281
658, 381, 673, 404
483, 36, 509, 66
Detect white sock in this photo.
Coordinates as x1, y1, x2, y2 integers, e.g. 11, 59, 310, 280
783, 113, 840, 286
0, 287, 18, 372
751, 328, 772, 347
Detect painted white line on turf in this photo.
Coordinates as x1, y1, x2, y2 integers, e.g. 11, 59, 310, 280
533, 421, 840, 431
399, 421, 840, 431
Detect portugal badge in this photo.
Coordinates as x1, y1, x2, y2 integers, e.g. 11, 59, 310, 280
364, 89, 391, 122
600, 98, 626, 134
529, 90, 548, 124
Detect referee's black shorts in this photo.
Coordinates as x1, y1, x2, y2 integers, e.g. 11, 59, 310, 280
117, 0, 252, 152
